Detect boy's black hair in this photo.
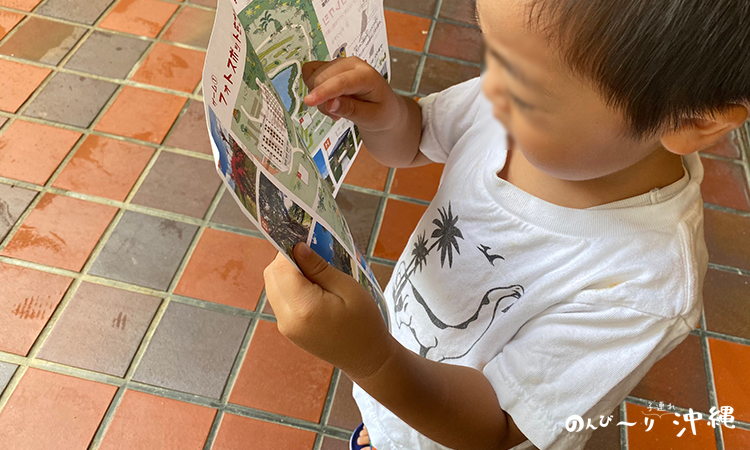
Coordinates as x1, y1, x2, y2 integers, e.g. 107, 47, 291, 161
519, 0, 750, 140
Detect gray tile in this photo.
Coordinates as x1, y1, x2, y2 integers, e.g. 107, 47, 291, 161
165, 101, 212, 155
89, 211, 198, 290
37, 0, 115, 25
0, 184, 37, 241
0, 361, 18, 394
65, 31, 150, 79
321, 437, 350, 450
133, 302, 249, 399
132, 152, 222, 219
327, 373, 362, 430
390, 49, 420, 92
210, 188, 257, 231
385, 0, 437, 16
0, 17, 86, 65
38, 282, 161, 377
24, 73, 118, 128
418, 57, 481, 96
337, 189, 380, 252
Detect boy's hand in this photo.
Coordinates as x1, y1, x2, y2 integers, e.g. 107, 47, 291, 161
302, 57, 402, 133
263, 242, 396, 380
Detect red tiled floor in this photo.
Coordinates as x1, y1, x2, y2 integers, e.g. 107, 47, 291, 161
229, 320, 335, 422
213, 414, 317, 450
52, 135, 155, 201
370, 262, 394, 289
0, 368, 116, 449
0, 0, 41, 11
100, 0, 178, 38
390, 163, 445, 201
95, 86, 187, 143
723, 426, 750, 449
429, 22, 483, 63
701, 132, 742, 159
703, 208, 750, 272
373, 199, 428, 260
0, 120, 81, 184
708, 337, 750, 423
626, 402, 717, 450
0, 10, 24, 39
131, 43, 206, 93
703, 269, 750, 340
384, 10, 431, 52
343, 145, 390, 191
99, 390, 216, 450
700, 157, 750, 211
0, 263, 72, 355
0, 60, 50, 112
175, 228, 277, 310
1, 193, 118, 271
162, 6, 215, 48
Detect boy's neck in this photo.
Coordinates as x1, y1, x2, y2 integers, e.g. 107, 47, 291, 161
499, 139, 687, 209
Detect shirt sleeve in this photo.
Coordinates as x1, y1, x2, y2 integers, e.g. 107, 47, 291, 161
417, 75, 485, 164
483, 302, 694, 450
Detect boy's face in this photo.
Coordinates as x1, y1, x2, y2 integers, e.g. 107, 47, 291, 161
476, 0, 667, 181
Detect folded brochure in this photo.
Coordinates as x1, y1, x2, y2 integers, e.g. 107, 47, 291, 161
203, 0, 391, 328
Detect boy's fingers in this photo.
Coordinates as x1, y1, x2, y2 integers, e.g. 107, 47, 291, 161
324, 96, 382, 126
268, 251, 328, 306
303, 57, 360, 94
305, 70, 376, 107
301, 60, 329, 87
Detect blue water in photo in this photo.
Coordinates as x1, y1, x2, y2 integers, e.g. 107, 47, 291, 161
270, 66, 294, 113
208, 108, 235, 190
310, 222, 335, 265
313, 150, 329, 179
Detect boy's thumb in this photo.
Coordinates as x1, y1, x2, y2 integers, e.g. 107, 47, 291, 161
327, 96, 379, 125
293, 242, 351, 296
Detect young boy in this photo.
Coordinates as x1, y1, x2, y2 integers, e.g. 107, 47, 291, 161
262, 0, 750, 448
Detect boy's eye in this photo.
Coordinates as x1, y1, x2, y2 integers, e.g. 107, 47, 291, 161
510, 94, 534, 111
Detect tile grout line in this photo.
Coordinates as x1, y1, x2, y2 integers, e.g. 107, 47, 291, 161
313, 368, 344, 449
700, 312, 726, 450
411, 0, 445, 95
619, 401, 628, 450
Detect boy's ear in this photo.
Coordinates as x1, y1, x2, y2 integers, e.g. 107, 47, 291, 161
661, 104, 748, 155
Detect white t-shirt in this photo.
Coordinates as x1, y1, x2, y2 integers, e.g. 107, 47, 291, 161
352, 76, 708, 450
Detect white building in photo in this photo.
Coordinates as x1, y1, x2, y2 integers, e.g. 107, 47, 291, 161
257, 78, 292, 172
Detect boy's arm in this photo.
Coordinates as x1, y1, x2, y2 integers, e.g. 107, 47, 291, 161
302, 58, 433, 169
351, 337, 530, 450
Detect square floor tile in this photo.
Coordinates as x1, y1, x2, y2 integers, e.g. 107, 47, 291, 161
89, 211, 198, 290
628, 334, 709, 412
704, 209, 750, 272
0, 368, 116, 450
723, 426, 750, 449
36, 0, 115, 24
327, 374, 362, 431
373, 199, 428, 260
429, 22, 483, 63
583, 406, 621, 450
37, 282, 161, 377
321, 437, 350, 450
132, 43, 205, 93
337, 189, 381, 251
703, 269, 750, 340
0, 120, 81, 184
389, 48, 420, 92
0, 116, 6, 128
210, 188, 258, 231
0, 183, 37, 240
0, 10, 24, 40
2, 193, 117, 271
700, 158, 750, 212
0, 16, 86, 64
370, 262, 394, 289
100, 0, 178, 38
626, 402, 717, 450
52, 135, 155, 201
165, 100, 213, 155
701, 132, 743, 159
391, 163, 445, 201
439, 0, 479, 24
65, 30, 151, 79
133, 302, 249, 399
175, 228, 276, 310
230, 320, 335, 422
0, 361, 18, 393
188, 0, 216, 7
384, 10, 430, 52
385, 0, 437, 16
709, 337, 750, 423
99, 390, 216, 450
418, 56, 481, 95
0, 263, 72, 355
0, 59, 51, 113
0, 0, 41, 11
342, 146, 390, 191
96, 86, 187, 143
131, 151, 221, 218
24, 72, 119, 127
213, 414, 317, 450
162, 6, 214, 48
